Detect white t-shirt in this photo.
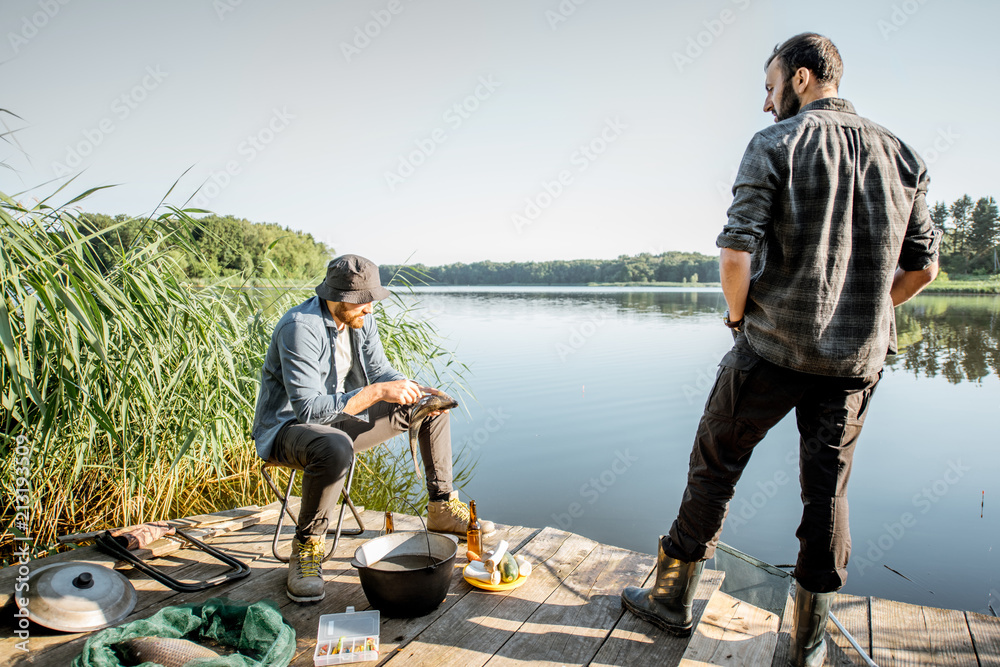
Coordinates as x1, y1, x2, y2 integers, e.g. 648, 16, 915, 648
333, 326, 353, 394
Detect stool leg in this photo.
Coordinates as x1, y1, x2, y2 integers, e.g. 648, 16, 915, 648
262, 464, 297, 563
326, 458, 366, 561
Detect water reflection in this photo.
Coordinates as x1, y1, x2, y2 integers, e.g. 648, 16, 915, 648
260, 286, 1000, 384
890, 295, 1000, 383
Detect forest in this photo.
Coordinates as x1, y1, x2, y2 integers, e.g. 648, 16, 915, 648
79, 212, 333, 280
931, 194, 1000, 274
77, 192, 998, 286
380, 252, 721, 286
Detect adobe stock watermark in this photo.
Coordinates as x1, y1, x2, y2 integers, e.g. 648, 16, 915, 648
877, 0, 932, 41
458, 406, 511, 455
511, 116, 627, 233
213, 0, 244, 21
673, 0, 752, 73
551, 449, 639, 531
727, 413, 842, 533
383, 75, 501, 192
714, 160, 741, 206
12, 433, 34, 653
852, 459, 970, 576
191, 107, 295, 208
51, 65, 168, 177
682, 362, 722, 405
7, 0, 72, 56
555, 312, 609, 362
545, 0, 591, 31
728, 469, 793, 534
340, 0, 416, 63
920, 126, 958, 166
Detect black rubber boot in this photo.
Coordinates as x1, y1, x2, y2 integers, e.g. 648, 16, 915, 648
620, 539, 705, 636
789, 581, 834, 666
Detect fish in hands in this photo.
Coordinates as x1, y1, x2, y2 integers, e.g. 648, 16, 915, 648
407, 389, 458, 477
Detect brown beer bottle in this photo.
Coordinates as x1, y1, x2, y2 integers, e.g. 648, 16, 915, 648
384, 511, 394, 534
466, 500, 482, 555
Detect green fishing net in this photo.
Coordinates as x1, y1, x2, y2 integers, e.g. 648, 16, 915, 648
72, 598, 295, 667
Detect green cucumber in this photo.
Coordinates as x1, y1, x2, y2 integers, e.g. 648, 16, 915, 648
498, 551, 519, 583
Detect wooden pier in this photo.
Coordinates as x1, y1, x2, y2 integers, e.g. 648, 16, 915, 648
2, 503, 998, 666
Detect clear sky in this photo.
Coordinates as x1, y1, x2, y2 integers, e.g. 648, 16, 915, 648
2, 0, 997, 266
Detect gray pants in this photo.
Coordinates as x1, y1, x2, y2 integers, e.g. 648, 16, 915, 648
268, 401, 453, 541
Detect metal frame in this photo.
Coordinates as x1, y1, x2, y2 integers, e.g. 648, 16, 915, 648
94, 529, 251, 592
261, 458, 366, 563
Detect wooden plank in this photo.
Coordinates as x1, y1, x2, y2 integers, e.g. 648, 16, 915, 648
483, 542, 655, 666
0, 503, 281, 608
826, 594, 873, 667
871, 597, 978, 666
369, 524, 539, 667
589, 569, 725, 667
679, 591, 779, 666
768, 592, 795, 667
169, 507, 262, 528
967, 610, 1000, 667
379, 527, 592, 667
1, 508, 386, 667
1, 524, 284, 665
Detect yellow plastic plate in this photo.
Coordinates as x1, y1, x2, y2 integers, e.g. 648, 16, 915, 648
463, 568, 528, 591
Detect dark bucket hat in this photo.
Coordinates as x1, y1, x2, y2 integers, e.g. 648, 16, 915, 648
315, 254, 390, 303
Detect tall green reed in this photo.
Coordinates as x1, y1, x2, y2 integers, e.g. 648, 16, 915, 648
0, 185, 468, 560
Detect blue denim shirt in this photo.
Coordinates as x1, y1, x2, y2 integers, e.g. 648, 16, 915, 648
251, 296, 405, 460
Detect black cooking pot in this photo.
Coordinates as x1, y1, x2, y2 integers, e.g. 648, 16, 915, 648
351, 531, 458, 618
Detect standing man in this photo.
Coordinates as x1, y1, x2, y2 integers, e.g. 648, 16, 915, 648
621, 34, 939, 666
253, 254, 494, 603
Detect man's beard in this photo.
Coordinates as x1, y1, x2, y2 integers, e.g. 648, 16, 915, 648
775, 77, 801, 121
333, 303, 366, 329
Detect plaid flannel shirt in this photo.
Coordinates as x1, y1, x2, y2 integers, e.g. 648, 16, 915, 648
718, 98, 940, 377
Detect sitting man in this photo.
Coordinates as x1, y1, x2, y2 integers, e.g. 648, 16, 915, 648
252, 254, 494, 602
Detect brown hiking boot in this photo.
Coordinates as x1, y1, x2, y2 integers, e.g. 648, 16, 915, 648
286, 536, 325, 603
426, 491, 496, 537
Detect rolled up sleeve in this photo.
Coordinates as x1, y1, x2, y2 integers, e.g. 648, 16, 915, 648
898, 171, 942, 271
718, 133, 783, 253
277, 321, 359, 425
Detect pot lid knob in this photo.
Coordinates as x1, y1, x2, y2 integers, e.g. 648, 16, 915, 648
72, 572, 94, 589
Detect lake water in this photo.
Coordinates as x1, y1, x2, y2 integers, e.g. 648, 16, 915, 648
396, 286, 999, 615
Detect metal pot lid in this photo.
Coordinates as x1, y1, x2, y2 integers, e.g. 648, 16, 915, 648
17, 561, 137, 632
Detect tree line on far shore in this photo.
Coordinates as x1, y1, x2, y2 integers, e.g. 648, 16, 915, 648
380, 252, 722, 286
931, 195, 1000, 274
77, 193, 998, 285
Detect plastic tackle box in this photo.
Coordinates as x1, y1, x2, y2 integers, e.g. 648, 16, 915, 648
313, 607, 380, 665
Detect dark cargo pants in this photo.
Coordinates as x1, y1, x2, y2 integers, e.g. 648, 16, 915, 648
268, 400, 453, 541
664, 334, 881, 593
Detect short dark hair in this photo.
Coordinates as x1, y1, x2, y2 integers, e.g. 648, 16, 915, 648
765, 33, 842, 88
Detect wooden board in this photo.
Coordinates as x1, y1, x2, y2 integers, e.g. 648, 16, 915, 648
7, 504, 1000, 667
380, 527, 593, 667
679, 591, 779, 666
871, 597, 978, 666
2, 518, 283, 665
369, 524, 540, 667
827, 594, 873, 667
768, 592, 795, 667
483, 542, 655, 666
589, 569, 725, 667
966, 610, 1000, 667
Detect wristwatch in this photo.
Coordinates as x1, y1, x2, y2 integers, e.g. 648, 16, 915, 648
723, 310, 744, 332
